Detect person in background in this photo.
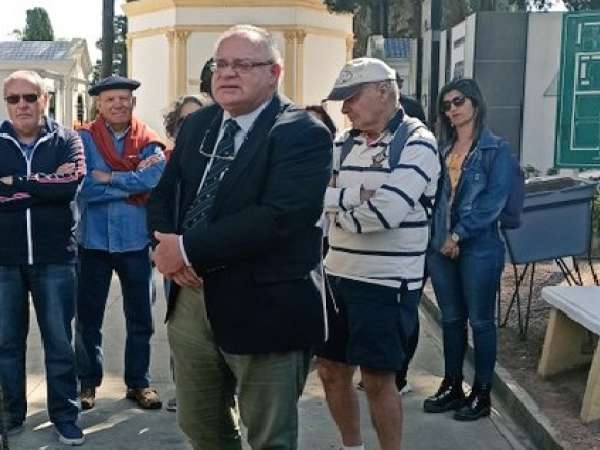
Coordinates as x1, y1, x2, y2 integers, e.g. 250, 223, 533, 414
199, 57, 214, 99
75, 75, 166, 412
396, 72, 426, 124
305, 104, 337, 138
163, 95, 207, 159
354, 74, 428, 397
0, 70, 86, 445
423, 78, 512, 421
161, 93, 207, 412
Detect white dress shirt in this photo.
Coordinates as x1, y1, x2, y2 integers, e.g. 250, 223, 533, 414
178, 99, 272, 267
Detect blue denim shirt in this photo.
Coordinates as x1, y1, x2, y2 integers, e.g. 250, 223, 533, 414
431, 128, 512, 249
77, 128, 165, 253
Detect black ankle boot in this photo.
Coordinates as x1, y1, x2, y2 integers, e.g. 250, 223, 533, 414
454, 383, 491, 421
423, 377, 465, 413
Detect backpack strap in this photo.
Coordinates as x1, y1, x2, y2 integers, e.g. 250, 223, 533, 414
388, 116, 425, 168
340, 116, 425, 167
389, 116, 439, 218
338, 115, 438, 218
339, 133, 357, 166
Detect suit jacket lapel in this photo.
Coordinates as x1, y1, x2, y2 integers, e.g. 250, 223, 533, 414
213, 95, 288, 210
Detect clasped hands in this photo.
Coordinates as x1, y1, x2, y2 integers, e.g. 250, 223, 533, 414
440, 237, 460, 259
153, 231, 203, 288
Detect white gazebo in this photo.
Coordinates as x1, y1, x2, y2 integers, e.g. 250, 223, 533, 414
0, 39, 92, 128
122, 0, 353, 135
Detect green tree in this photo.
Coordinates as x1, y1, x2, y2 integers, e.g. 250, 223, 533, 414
22, 7, 54, 41
326, 0, 421, 56
92, 15, 128, 83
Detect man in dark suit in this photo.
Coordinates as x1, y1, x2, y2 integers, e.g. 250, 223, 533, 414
148, 25, 332, 450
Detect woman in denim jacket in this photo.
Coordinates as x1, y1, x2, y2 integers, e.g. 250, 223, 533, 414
423, 78, 512, 421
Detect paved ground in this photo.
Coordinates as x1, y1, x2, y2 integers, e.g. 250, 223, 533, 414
5, 274, 534, 449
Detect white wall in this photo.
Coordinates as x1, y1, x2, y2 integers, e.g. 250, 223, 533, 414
521, 13, 563, 173
464, 14, 476, 79
128, 9, 177, 32
173, 6, 351, 31
128, 4, 351, 136
186, 31, 221, 94
439, 29, 447, 88
450, 21, 466, 80
131, 35, 170, 136
302, 33, 346, 128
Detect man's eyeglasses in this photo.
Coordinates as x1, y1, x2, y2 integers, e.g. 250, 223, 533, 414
210, 59, 273, 74
441, 95, 467, 112
5, 93, 39, 105
198, 148, 235, 161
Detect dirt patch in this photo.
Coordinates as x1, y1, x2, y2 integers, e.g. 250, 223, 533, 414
496, 260, 600, 450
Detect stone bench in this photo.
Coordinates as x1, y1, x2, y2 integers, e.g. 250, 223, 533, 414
538, 286, 600, 423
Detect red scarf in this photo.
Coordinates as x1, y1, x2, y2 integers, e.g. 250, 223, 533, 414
80, 114, 165, 205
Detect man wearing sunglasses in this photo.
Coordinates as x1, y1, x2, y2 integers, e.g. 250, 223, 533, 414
0, 70, 86, 445
75, 75, 166, 412
148, 25, 331, 450
316, 58, 440, 450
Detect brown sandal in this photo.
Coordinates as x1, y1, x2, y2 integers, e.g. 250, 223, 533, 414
126, 387, 162, 409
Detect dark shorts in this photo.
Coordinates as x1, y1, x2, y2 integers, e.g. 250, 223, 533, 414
315, 276, 421, 372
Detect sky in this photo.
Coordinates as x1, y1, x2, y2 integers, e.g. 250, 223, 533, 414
0, 0, 126, 63
0, 0, 567, 65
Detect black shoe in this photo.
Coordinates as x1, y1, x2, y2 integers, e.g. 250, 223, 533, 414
454, 383, 491, 421
423, 377, 465, 413
5, 421, 24, 437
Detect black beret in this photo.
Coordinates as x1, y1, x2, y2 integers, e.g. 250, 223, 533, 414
88, 75, 141, 96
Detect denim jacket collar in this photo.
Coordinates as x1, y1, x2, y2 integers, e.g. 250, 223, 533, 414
477, 128, 503, 151
440, 127, 500, 156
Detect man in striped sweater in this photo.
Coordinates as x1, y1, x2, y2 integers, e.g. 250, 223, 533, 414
316, 58, 440, 450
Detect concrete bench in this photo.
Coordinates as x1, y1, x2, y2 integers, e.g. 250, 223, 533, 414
538, 286, 600, 423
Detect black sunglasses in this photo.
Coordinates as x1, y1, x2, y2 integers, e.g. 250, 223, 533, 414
5, 93, 39, 105
441, 95, 466, 112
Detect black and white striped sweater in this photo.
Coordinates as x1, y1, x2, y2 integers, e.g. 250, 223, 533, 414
324, 123, 440, 290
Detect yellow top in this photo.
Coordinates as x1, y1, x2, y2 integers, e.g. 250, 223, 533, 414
446, 151, 468, 193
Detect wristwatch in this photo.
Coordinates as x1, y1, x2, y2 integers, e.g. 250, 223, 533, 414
450, 232, 460, 243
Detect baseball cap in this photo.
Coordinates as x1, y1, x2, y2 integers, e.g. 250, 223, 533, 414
326, 57, 396, 101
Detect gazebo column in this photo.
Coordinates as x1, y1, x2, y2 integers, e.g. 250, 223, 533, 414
166, 29, 191, 102
346, 35, 354, 61
283, 29, 307, 104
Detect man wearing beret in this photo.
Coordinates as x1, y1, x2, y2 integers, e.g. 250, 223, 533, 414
75, 75, 166, 410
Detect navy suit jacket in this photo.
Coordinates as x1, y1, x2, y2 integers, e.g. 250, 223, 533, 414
148, 94, 332, 353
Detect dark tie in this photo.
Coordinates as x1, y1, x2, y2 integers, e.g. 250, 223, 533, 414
182, 118, 240, 231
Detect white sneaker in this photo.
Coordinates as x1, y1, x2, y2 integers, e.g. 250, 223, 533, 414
399, 382, 412, 395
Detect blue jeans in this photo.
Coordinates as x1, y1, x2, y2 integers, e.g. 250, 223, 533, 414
75, 247, 154, 389
0, 264, 79, 425
427, 232, 504, 384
